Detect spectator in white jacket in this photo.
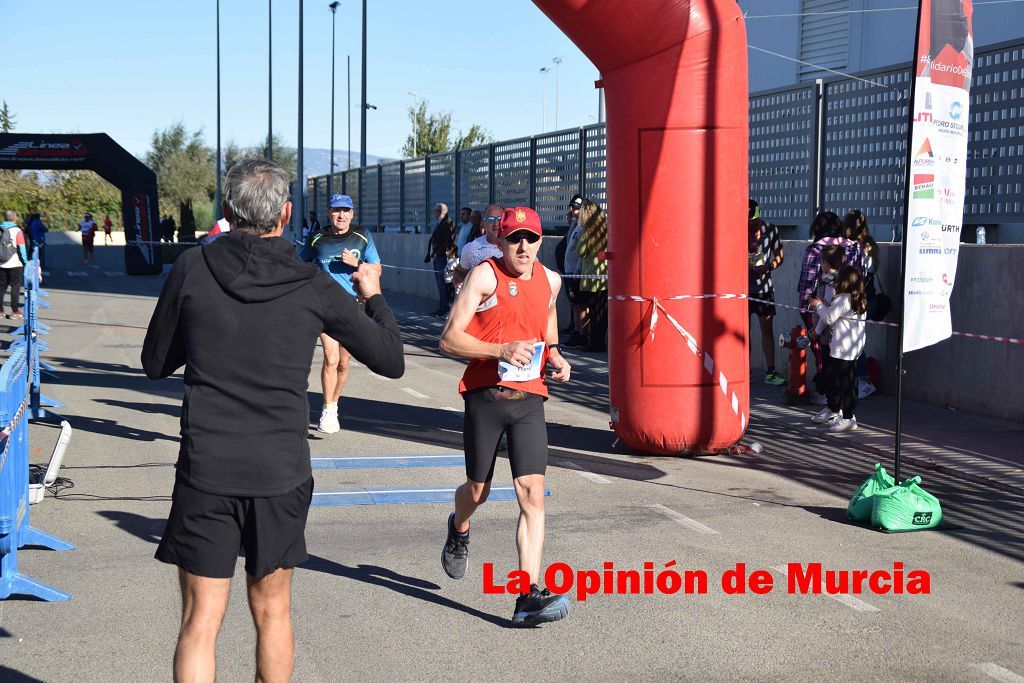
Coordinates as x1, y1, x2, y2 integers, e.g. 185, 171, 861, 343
808, 265, 867, 434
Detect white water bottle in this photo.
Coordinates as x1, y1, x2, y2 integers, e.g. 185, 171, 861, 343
976, 225, 986, 245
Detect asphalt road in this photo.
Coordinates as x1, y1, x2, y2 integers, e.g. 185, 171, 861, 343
2, 245, 1022, 682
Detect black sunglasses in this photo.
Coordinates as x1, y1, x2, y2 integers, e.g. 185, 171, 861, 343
503, 231, 541, 244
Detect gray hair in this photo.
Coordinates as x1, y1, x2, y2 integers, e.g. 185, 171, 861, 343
224, 158, 290, 235
3, 210, 17, 222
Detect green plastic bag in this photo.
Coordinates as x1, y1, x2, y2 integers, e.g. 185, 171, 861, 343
847, 463, 895, 522
871, 476, 943, 531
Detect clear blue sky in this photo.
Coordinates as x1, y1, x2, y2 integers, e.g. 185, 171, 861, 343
2, 0, 601, 161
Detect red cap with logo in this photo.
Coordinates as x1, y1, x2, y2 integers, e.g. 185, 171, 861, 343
499, 207, 543, 237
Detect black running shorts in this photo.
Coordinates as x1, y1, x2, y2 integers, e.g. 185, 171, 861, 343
463, 386, 548, 483
155, 475, 314, 579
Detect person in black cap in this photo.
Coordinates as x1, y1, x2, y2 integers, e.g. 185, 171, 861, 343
300, 193, 383, 433
424, 202, 456, 317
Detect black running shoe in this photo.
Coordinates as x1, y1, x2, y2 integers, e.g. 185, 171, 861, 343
511, 584, 571, 627
441, 512, 469, 579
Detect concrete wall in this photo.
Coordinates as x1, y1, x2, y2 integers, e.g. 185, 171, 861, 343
373, 233, 1023, 423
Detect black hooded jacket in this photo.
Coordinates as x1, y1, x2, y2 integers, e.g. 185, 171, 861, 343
142, 230, 404, 496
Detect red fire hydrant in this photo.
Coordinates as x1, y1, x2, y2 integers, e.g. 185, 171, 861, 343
778, 326, 809, 404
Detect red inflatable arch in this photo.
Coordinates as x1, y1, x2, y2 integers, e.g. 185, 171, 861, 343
533, 0, 749, 453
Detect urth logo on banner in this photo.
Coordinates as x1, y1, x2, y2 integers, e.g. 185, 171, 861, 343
0, 139, 89, 162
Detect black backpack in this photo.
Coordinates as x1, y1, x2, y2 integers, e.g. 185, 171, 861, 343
0, 227, 21, 264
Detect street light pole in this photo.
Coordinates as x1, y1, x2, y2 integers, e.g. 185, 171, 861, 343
552, 57, 562, 130
408, 91, 418, 157
297, 0, 305, 228
539, 66, 550, 132
329, 1, 339, 197
215, 0, 222, 219
359, 0, 367, 168
347, 54, 352, 170
268, 0, 273, 161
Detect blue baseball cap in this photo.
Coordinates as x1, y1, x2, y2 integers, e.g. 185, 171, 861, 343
329, 194, 353, 209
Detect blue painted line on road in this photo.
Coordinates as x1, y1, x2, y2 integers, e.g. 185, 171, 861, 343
311, 454, 464, 469
310, 486, 550, 506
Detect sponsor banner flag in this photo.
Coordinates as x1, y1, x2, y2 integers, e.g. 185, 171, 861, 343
902, 0, 974, 352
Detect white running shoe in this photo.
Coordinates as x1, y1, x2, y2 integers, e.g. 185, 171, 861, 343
857, 380, 877, 400
811, 407, 840, 424
318, 408, 341, 434
811, 393, 829, 406
827, 416, 857, 433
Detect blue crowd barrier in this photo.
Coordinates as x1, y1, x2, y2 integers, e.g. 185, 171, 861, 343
0, 249, 73, 602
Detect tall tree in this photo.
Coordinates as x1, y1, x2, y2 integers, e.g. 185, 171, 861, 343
0, 100, 15, 133
224, 134, 297, 180
401, 100, 493, 158
146, 122, 216, 223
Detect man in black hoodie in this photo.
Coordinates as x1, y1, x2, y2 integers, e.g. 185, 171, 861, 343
142, 158, 404, 682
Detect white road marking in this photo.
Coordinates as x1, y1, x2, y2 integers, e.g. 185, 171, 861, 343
67, 271, 88, 276
770, 566, 881, 612
372, 374, 393, 381
402, 387, 428, 399
104, 271, 124, 277
972, 664, 1024, 683
311, 455, 457, 461
649, 503, 719, 535
314, 486, 511, 496
562, 460, 612, 484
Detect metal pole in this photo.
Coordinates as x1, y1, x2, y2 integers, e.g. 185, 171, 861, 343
268, 0, 273, 161
597, 85, 604, 123
215, 0, 222, 219
329, 2, 339, 197
297, 0, 305, 226
552, 57, 562, 130
539, 67, 550, 132
347, 55, 352, 170
408, 92, 418, 157
893, 0, 926, 484
360, 0, 367, 168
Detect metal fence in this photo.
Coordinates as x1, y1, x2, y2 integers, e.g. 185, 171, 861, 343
306, 38, 1024, 234
1, 251, 74, 602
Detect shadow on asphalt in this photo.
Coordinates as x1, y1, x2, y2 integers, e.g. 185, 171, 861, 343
298, 555, 517, 629
706, 418, 1024, 563
25, 268, 1023, 567
97, 510, 165, 545
322, 395, 666, 483
0, 666, 46, 682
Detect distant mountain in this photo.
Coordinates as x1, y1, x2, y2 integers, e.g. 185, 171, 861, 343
301, 147, 393, 178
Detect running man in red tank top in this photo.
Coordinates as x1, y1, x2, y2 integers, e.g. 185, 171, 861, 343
439, 206, 573, 627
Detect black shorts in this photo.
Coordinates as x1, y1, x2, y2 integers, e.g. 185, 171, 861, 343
463, 386, 548, 483
155, 475, 313, 579
749, 288, 777, 317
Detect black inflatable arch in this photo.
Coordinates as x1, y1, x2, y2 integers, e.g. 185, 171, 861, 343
0, 133, 161, 274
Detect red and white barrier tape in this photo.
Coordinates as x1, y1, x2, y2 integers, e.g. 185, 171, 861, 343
611, 293, 1023, 346
332, 262, 1022, 347
637, 297, 747, 432
130, 240, 201, 247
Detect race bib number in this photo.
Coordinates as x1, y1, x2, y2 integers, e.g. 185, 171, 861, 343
497, 342, 545, 383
